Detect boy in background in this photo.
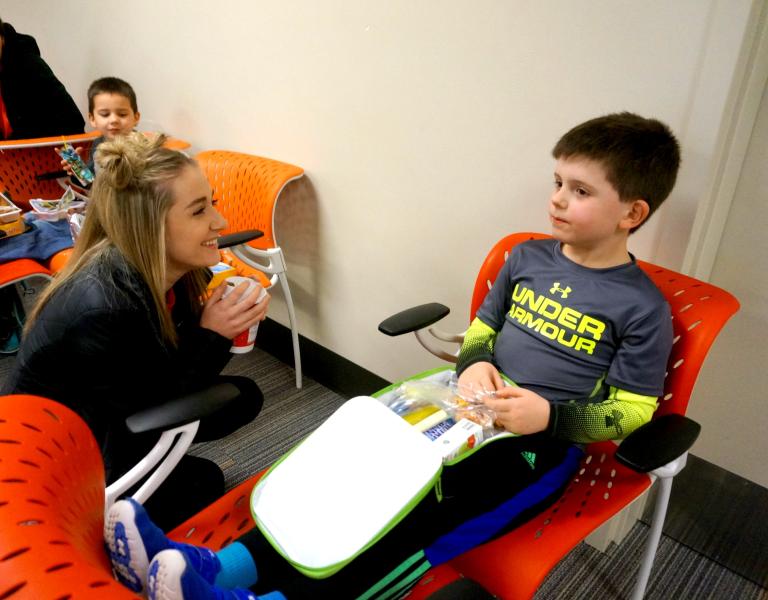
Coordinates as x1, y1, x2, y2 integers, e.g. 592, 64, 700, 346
62, 76, 140, 177
459, 111, 680, 444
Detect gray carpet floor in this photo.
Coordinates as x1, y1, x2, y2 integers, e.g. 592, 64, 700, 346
2, 347, 766, 599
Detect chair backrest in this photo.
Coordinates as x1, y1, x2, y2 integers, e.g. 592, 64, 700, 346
0, 395, 136, 599
0, 133, 98, 210
469, 233, 740, 417
195, 150, 304, 251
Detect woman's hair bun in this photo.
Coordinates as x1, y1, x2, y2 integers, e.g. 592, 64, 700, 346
94, 132, 168, 190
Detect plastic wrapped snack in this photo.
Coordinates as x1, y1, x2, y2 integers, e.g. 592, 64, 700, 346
56, 142, 94, 186
385, 377, 500, 433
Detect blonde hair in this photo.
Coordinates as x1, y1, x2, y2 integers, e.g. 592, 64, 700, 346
26, 133, 208, 344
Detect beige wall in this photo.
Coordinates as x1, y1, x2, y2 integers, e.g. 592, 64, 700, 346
3, 1, 759, 474
689, 76, 768, 488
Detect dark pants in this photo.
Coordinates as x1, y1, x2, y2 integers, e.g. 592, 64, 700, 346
240, 434, 579, 599
138, 375, 262, 530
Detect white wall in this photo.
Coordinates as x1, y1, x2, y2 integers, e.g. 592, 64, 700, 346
688, 77, 768, 488
3, 2, 753, 383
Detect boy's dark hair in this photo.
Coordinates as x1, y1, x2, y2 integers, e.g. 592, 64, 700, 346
552, 112, 680, 228
87, 77, 138, 113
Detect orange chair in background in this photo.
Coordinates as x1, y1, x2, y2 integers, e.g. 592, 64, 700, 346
196, 150, 305, 389
0, 132, 99, 210
0, 133, 98, 281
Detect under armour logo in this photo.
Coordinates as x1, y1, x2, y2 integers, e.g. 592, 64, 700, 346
605, 410, 624, 437
549, 282, 572, 299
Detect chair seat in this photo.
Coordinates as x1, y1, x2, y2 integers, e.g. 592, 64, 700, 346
167, 471, 266, 550
0, 258, 51, 285
47, 248, 73, 274
166, 441, 651, 599
445, 441, 651, 599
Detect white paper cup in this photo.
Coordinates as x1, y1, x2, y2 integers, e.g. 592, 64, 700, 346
222, 276, 267, 353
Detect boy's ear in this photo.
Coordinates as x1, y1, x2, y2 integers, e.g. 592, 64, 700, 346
87, 113, 97, 129
620, 199, 650, 231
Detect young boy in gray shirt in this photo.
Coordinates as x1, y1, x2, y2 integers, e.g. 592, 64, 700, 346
458, 112, 680, 444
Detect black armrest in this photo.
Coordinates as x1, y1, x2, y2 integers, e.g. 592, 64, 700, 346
125, 382, 240, 434
615, 413, 701, 473
36, 170, 68, 181
378, 303, 450, 336
218, 230, 264, 249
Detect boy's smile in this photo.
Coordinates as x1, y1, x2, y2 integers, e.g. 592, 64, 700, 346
88, 92, 140, 139
550, 156, 646, 268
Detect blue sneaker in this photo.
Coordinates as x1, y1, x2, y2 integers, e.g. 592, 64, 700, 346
105, 498, 222, 594
147, 550, 286, 600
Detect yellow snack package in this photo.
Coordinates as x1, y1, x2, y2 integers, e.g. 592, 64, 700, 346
207, 262, 237, 290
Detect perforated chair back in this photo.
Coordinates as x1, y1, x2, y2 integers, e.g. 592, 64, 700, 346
0, 133, 98, 210
635, 260, 739, 417
470, 232, 551, 320
0, 395, 136, 599
195, 149, 306, 388
195, 150, 304, 252
440, 232, 740, 598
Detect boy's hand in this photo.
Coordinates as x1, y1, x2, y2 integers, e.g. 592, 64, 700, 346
200, 279, 270, 339
483, 387, 551, 435
457, 361, 505, 395
59, 146, 84, 176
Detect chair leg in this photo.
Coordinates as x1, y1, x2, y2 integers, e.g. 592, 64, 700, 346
104, 421, 200, 509
631, 475, 673, 600
278, 271, 302, 389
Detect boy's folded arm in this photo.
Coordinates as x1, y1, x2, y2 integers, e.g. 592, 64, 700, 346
455, 317, 498, 376
546, 386, 658, 444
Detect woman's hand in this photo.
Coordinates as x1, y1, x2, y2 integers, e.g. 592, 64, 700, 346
483, 387, 551, 435
200, 279, 270, 340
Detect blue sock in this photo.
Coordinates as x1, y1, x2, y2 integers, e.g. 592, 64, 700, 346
214, 542, 259, 590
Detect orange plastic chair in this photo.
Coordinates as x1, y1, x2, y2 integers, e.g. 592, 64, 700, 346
195, 150, 305, 388
0, 391, 261, 600
0, 395, 136, 599
0, 132, 99, 210
0, 133, 98, 286
376, 232, 740, 599
0, 133, 92, 286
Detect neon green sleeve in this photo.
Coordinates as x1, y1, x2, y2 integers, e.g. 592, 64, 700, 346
547, 386, 658, 443
456, 317, 498, 376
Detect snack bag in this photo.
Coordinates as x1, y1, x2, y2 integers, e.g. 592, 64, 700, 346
56, 142, 94, 186
384, 376, 502, 435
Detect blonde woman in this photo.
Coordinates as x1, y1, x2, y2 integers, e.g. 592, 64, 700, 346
4, 133, 268, 525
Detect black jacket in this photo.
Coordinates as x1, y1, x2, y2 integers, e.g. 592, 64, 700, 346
3, 249, 232, 480
0, 22, 84, 139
